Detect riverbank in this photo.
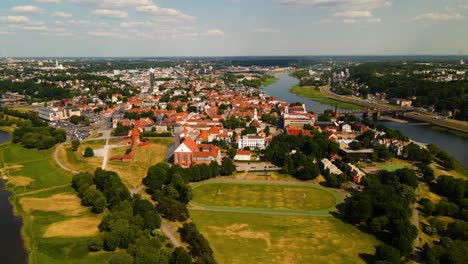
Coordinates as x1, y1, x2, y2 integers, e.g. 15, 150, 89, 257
290, 85, 364, 110
261, 76, 279, 87
0, 143, 114, 263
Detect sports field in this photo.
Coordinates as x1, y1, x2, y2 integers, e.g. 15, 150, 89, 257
190, 211, 379, 264
191, 182, 340, 213
189, 181, 378, 264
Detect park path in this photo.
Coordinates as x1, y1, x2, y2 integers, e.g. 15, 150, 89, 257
53, 143, 78, 174
161, 219, 183, 248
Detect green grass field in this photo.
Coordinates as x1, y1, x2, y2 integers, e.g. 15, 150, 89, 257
191, 182, 339, 213
190, 210, 379, 264
0, 143, 115, 264
290, 85, 364, 110
190, 181, 378, 263
376, 164, 406, 172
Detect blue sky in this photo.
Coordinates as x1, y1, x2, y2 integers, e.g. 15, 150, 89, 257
0, 0, 467, 56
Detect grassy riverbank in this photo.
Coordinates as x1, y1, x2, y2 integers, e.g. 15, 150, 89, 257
0, 143, 114, 264
261, 77, 279, 87
290, 85, 364, 110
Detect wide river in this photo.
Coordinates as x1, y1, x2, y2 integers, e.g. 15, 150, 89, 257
0, 130, 28, 264
264, 73, 468, 167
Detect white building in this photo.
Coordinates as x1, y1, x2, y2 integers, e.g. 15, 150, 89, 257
234, 150, 251, 161
238, 134, 265, 149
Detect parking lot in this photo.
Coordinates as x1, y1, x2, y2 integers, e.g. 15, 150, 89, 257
235, 162, 281, 172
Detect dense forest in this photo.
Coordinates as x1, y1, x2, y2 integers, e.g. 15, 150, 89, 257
349, 63, 467, 120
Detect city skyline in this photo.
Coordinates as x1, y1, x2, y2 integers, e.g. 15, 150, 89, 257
0, 0, 467, 57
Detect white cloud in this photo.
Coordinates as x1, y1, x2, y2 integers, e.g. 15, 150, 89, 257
92, 9, 128, 19
136, 4, 196, 22
334, 10, 372, 18
70, 0, 151, 7
412, 12, 465, 22
23, 25, 48, 31
203, 29, 225, 36
53, 12, 73, 18
280, 0, 389, 10
33, 0, 63, 3
0, 16, 31, 23
120, 21, 153, 28
11, 5, 45, 14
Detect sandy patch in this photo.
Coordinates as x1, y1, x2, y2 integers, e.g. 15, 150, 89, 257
20, 193, 86, 216
0, 164, 23, 176
7, 176, 34, 187
43, 217, 100, 238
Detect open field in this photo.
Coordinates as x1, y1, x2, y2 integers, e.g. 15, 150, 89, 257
190, 210, 379, 264
230, 170, 298, 181
376, 164, 406, 171
20, 193, 86, 216
106, 137, 173, 188
43, 217, 101, 238
0, 143, 115, 263
191, 182, 339, 213
290, 85, 364, 110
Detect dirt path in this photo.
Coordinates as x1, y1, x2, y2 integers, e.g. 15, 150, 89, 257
53, 144, 78, 174
161, 219, 183, 248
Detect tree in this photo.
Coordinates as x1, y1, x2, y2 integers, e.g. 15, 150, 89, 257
69, 115, 81, 125
263, 126, 270, 137
170, 248, 192, 264
220, 157, 236, 176
156, 197, 189, 221
108, 253, 134, 264
71, 140, 80, 151
84, 147, 94, 157
374, 244, 401, 264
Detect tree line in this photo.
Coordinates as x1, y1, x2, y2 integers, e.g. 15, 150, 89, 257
418, 175, 468, 264
263, 133, 339, 180
343, 169, 419, 262
72, 168, 193, 264
0, 108, 67, 150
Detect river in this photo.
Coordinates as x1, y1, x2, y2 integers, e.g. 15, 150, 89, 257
0, 130, 28, 264
264, 73, 468, 168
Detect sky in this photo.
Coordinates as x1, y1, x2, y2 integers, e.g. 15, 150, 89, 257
0, 0, 467, 57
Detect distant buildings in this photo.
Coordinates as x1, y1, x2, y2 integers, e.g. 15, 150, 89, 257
34, 107, 81, 121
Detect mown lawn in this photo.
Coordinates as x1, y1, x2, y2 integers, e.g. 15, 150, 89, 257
191, 182, 339, 212
190, 210, 379, 264
290, 85, 364, 110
